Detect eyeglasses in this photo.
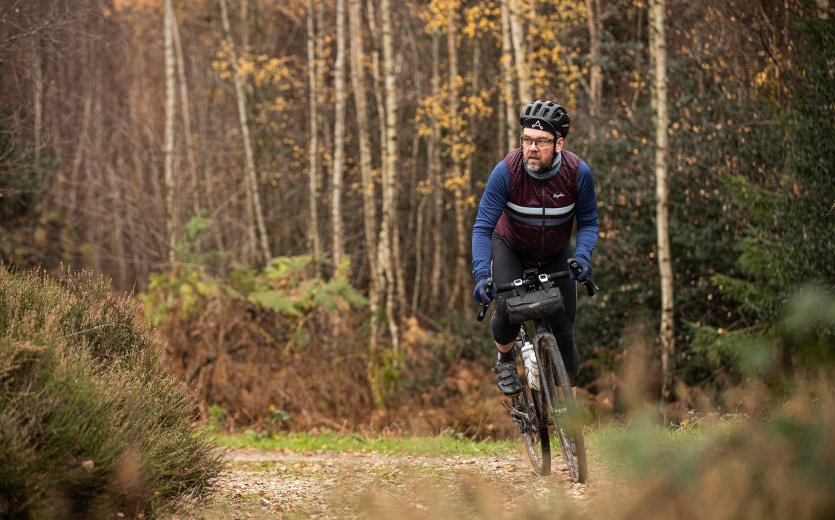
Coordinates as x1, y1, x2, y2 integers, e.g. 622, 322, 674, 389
520, 135, 556, 149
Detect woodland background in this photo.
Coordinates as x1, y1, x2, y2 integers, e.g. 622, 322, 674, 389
1, 0, 833, 435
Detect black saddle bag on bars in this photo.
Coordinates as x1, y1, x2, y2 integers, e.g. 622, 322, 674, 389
505, 286, 565, 324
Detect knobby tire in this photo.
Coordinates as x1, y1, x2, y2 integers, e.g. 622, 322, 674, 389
537, 336, 588, 483
515, 384, 551, 476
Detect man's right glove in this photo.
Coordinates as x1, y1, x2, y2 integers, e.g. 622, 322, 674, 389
472, 275, 494, 306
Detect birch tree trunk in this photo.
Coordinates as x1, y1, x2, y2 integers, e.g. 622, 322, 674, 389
349, 0, 380, 347
89, 2, 108, 275
366, 0, 387, 163
649, 0, 675, 400
108, 163, 128, 287
171, 5, 199, 215
404, 127, 422, 309
220, 0, 271, 266
411, 195, 427, 312
466, 37, 481, 310
331, 0, 347, 270
429, 29, 444, 307
446, 16, 468, 314
500, 0, 517, 150
31, 37, 43, 160
240, 0, 249, 50
70, 63, 93, 221
306, 0, 323, 267
379, 0, 399, 354
508, 0, 530, 102
585, 0, 603, 121
467, 35, 481, 181
164, 0, 177, 264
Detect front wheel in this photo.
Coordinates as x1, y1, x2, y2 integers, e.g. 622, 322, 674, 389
514, 386, 551, 475
537, 336, 588, 483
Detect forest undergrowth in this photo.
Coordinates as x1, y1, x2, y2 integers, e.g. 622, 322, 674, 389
0, 266, 223, 518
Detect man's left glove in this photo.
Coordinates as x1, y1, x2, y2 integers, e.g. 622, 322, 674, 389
568, 256, 593, 283
472, 274, 494, 306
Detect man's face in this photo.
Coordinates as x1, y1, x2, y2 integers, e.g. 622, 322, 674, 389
521, 128, 563, 173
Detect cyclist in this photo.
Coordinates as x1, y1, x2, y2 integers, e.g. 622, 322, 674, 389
471, 99, 599, 396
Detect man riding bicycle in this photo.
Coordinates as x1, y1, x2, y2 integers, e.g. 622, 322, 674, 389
471, 99, 600, 396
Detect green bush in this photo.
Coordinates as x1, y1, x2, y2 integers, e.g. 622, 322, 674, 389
0, 267, 223, 518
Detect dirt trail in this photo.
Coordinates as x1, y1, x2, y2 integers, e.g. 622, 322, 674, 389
213, 446, 597, 518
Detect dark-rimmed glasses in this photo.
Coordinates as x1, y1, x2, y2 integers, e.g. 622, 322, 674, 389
520, 135, 556, 149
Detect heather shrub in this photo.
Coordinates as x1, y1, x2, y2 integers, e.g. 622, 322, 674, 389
0, 267, 223, 518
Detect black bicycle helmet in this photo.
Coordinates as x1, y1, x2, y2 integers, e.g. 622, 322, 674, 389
519, 100, 570, 139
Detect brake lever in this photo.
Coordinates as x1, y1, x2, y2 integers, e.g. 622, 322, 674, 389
477, 304, 489, 321
568, 259, 598, 297
581, 278, 599, 297
476, 277, 494, 321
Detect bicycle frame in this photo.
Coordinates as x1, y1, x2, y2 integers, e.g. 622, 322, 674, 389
477, 262, 596, 482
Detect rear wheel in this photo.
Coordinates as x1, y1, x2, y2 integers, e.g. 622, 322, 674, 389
537, 335, 588, 483
514, 386, 551, 475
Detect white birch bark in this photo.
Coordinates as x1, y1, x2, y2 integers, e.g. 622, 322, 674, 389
429, 29, 443, 305
164, 0, 177, 263
508, 0, 530, 102
349, 0, 380, 345
331, 0, 347, 270
446, 16, 468, 313
649, 0, 675, 399
585, 0, 603, 120
219, 0, 271, 265
500, 0, 517, 150
306, 0, 323, 266
379, 0, 399, 354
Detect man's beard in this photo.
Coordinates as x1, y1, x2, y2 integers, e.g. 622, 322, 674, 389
525, 154, 555, 173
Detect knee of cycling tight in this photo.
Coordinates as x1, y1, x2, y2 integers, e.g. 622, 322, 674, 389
495, 340, 515, 353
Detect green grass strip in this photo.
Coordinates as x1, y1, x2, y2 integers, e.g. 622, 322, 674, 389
213, 429, 518, 457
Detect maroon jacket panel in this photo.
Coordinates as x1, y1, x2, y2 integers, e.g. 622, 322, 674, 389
494, 148, 580, 263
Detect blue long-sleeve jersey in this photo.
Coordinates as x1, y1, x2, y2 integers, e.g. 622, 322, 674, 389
471, 150, 599, 278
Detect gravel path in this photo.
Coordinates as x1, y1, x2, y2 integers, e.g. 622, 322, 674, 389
211, 446, 597, 518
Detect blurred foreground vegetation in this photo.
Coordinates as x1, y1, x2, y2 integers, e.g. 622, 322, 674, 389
349, 381, 835, 520
0, 267, 223, 518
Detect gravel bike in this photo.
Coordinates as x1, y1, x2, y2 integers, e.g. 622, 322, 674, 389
477, 259, 597, 483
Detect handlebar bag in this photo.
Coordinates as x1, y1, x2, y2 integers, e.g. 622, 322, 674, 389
505, 287, 565, 324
